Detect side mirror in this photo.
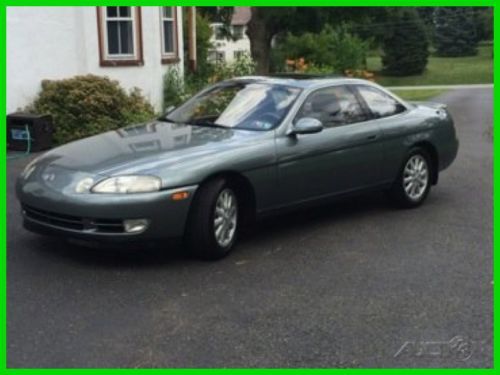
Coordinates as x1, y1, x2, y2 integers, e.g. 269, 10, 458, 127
289, 117, 323, 135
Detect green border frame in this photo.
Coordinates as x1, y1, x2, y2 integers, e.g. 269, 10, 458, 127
1, 1, 496, 373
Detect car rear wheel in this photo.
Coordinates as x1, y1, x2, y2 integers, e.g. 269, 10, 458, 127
185, 178, 239, 260
389, 147, 432, 208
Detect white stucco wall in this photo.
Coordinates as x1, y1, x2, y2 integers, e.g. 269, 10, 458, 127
7, 6, 184, 113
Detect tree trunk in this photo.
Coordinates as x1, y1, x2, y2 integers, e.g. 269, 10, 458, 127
246, 7, 273, 74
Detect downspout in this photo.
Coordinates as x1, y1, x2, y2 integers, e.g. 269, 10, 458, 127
188, 6, 197, 72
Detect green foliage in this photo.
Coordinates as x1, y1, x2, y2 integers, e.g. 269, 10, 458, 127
29, 75, 155, 145
381, 9, 429, 76
163, 55, 256, 111
163, 68, 190, 110
274, 24, 368, 73
434, 7, 478, 57
473, 7, 493, 42
303, 64, 337, 75
213, 54, 256, 79
183, 13, 213, 77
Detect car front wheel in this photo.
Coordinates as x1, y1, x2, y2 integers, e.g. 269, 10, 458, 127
389, 148, 432, 208
185, 178, 239, 260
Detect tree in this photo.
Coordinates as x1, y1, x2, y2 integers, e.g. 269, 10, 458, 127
381, 9, 429, 76
473, 7, 493, 42
434, 7, 478, 57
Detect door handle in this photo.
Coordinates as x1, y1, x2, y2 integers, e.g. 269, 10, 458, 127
366, 134, 378, 140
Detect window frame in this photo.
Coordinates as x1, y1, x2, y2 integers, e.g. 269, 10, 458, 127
96, 6, 144, 67
232, 25, 245, 40
213, 24, 225, 40
159, 6, 179, 64
292, 84, 371, 128
210, 51, 225, 65
352, 84, 409, 120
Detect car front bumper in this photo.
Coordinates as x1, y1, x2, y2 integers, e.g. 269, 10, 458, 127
17, 181, 198, 243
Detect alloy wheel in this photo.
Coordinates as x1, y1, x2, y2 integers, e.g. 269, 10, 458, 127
403, 154, 429, 201
213, 188, 238, 247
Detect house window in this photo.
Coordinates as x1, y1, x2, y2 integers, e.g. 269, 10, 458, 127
234, 50, 247, 60
208, 50, 226, 64
214, 25, 225, 40
160, 7, 178, 63
232, 25, 244, 40
97, 7, 143, 66
210, 51, 225, 64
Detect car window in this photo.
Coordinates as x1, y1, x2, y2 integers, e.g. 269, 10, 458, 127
356, 85, 406, 119
295, 86, 367, 128
166, 82, 301, 131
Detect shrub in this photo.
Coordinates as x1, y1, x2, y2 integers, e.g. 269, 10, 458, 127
29, 74, 155, 145
211, 53, 256, 81
381, 9, 429, 76
273, 24, 368, 73
163, 68, 189, 110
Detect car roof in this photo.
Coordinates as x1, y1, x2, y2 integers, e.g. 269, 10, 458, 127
228, 75, 374, 89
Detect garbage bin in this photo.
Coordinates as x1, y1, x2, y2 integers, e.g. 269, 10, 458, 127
7, 113, 53, 152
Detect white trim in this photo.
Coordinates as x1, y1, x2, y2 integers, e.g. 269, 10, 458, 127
102, 6, 139, 60
159, 6, 176, 58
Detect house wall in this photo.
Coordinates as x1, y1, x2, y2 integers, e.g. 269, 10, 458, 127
7, 6, 183, 113
209, 23, 250, 63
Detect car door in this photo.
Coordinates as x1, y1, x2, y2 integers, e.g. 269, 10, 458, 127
353, 84, 413, 184
274, 84, 384, 206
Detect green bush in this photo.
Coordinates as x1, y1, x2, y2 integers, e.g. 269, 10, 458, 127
212, 54, 257, 81
29, 74, 155, 145
381, 9, 429, 76
273, 24, 368, 73
163, 68, 189, 110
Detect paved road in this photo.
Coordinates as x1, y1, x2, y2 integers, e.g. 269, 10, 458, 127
7, 88, 492, 368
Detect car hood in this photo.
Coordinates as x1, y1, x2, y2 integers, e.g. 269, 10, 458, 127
34, 121, 264, 178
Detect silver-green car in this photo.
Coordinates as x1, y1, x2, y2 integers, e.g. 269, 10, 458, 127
17, 77, 459, 259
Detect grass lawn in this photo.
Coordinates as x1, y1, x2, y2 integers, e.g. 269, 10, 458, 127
367, 45, 493, 86
391, 89, 448, 101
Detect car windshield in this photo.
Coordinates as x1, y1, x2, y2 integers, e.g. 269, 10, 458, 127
164, 82, 302, 131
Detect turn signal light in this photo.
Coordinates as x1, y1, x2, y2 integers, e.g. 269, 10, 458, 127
171, 191, 189, 201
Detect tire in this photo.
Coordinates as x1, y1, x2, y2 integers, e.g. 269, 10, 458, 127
388, 147, 433, 208
185, 178, 239, 260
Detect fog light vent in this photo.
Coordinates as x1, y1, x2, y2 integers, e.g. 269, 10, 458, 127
123, 219, 149, 233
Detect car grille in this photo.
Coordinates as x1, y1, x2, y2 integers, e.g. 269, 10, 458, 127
22, 205, 125, 233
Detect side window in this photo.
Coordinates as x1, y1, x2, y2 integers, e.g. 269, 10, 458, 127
295, 86, 367, 128
356, 85, 406, 119
160, 7, 178, 63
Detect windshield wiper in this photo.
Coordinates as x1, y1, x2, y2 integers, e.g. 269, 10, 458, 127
189, 120, 227, 129
157, 117, 228, 128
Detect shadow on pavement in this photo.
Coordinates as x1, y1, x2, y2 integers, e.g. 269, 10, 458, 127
24, 191, 392, 268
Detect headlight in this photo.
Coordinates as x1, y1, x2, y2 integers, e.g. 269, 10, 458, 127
21, 156, 42, 179
91, 175, 162, 194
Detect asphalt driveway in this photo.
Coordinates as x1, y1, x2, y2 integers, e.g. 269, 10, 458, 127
7, 87, 493, 368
